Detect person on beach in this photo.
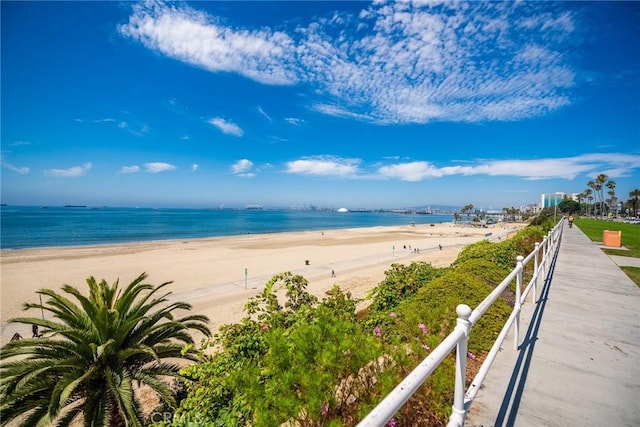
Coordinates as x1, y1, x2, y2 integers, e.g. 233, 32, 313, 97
331, 270, 336, 277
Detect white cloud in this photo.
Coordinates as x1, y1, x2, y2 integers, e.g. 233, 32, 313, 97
231, 159, 254, 176
377, 153, 640, 181
45, 162, 92, 178
257, 106, 272, 123
120, 1, 298, 85
285, 117, 303, 126
191, 164, 199, 171
208, 117, 244, 137
121, 1, 578, 124
144, 162, 177, 173
119, 165, 140, 174
8, 140, 31, 147
2, 161, 29, 174
378, 161, 444, 181
286, 156, 360, 177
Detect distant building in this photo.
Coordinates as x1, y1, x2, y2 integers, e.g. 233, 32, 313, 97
540, 192, 581, 209
540, 192, 565, 209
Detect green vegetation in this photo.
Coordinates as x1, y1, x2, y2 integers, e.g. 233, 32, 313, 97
620, 267, 640, 287
164, 225, 547, 427
573, 218, 640, 287
573, 218, 640, 257
0, 223, 552, 427
0, 273, 210, 426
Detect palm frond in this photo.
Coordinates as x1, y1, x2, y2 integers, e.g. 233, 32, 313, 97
1, 273, 211, 426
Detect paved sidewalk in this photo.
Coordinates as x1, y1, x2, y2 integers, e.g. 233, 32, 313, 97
465, 224, 640, 427
608, 254, 640, 268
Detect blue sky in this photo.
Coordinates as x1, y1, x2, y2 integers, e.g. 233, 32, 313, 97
1, 1, 639, 210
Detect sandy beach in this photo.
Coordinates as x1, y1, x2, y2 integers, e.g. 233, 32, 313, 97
1, 222, 521, 346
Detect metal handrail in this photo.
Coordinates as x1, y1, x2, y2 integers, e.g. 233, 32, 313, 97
357, 220, 564, 427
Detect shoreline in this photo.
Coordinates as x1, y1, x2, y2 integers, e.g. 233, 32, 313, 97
1, 222, 522, 346
0, 206, 456, 251
0, 222, 452, 253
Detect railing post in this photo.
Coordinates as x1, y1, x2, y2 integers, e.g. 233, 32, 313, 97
448, 304, 472, 427
513, 256, 524, 351
540, 235, 547, 277
533, 242, 540, 302
545, 231, 552, 274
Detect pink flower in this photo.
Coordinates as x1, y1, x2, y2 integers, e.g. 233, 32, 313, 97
321, 403, 329, 416
389, 312, 396, 317
374, 326, 381, 337
467, 352, 476, 360
261, 324, 269, 330
418, 323, 427, 334
421, 343, 431, 351
387, 418, 397, 427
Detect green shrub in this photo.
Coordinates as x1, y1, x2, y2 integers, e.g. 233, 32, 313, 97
367, 262, 447, 316
166, 224, 549, 427
167, 277, 391, 427
451, 239, 517, 272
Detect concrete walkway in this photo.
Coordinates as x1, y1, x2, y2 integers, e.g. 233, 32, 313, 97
465, 224, 640, 427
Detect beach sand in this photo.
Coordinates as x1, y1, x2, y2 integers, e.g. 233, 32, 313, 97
1, 222, 521, 346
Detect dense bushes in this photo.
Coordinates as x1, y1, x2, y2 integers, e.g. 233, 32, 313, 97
161, 225, 546, 426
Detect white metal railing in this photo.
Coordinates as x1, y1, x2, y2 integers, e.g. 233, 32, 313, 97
357, 220, 564, 427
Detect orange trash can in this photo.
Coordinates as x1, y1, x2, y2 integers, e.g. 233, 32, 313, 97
602, 230, 622, 247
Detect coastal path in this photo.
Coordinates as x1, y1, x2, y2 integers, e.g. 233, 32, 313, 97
464, 223, 640, 426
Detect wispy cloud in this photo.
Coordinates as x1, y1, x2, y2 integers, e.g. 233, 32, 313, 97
191, 164, 199, 172
144, 162, 176, 173
118, 165, 140, 174
121, 1, 577, 124
1, 161, 29, 174
281, 153, 640, 182
7, 140, 32, 147
376, 153, 640, 182
208, 117, 244, 137
257, 106, 272, 123
120, 2, 298, 85
285, 117, 303, 126
231, 159, 254, 177
378, 162, 443, 181
78, 117, 150, 136
45, 162, 92, 178
285, 156, 361, 177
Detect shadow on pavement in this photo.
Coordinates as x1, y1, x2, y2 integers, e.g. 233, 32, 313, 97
493, 232, 563, 426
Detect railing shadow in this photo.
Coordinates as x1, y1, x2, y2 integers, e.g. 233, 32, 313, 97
492, 232, 562, 426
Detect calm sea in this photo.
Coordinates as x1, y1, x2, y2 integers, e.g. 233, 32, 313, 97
0, 206, 453, 250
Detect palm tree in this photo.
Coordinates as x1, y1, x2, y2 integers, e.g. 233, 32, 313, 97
576, 192, 584, 215
630, 189, 640, 217
0, 273, 210, 426
583, 188, 593, 216
461, 204, 474, 222
587, 180, 597, 216
595, 174, 608, 218
606, 180, 617, 215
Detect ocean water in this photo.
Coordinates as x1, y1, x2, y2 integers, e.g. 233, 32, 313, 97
0, 206, 454, 250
